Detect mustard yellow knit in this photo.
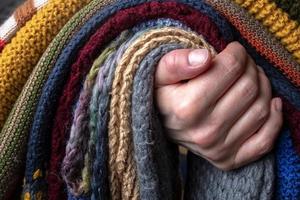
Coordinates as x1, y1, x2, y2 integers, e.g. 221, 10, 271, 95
234, 0, 300, 62
0, 0, 91, 129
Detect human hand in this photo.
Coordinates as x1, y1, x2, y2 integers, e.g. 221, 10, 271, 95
155, 42, 283, 170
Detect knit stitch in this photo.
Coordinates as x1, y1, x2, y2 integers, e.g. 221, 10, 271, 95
62, 36, 126, 196
46, 2, 227, 200
0, 0, 48, 52
234, 0, 300, 62
0, 0, 298, 199
0, 0, 115, 199
205, 0, 300, 87
0, 0, 91, 129
273, 0, 300, 23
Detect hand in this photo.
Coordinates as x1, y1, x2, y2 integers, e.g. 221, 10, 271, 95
155, 42, 283, 171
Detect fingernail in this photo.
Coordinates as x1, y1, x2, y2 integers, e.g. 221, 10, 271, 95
274, 98, 282, 112
188, 49, 209, 67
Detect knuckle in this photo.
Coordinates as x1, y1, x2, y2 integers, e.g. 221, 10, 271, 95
234, 42, 247, 55
221, 53, 244, 77
173, 99, 194, 123
162, 52, 177, 72
193, 126, 219, 148
241, 77, 259, 99
253, 103, 269, 122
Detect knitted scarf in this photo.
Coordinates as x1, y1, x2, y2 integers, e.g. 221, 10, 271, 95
0, 0, 49, 52
0, 0, 299, 200
0, 0, 91, 129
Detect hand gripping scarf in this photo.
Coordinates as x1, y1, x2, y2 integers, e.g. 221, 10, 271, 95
0, 0, 299, 200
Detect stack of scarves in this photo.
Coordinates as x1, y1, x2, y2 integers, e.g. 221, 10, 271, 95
0, 0, 299, 199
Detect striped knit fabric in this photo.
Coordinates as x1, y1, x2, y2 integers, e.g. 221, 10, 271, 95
0, 0, 49, 52
0, 0, 299, 200
0, 0, 93, 199
0, 0, 91, 130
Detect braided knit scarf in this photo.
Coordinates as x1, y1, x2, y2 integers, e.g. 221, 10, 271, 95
0, 0, 299, 199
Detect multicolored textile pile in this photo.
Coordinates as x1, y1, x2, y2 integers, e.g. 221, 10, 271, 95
0, 0, 299, 199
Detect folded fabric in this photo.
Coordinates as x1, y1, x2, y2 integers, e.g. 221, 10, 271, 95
0, 0, 299, 200
0, 0, 91, 129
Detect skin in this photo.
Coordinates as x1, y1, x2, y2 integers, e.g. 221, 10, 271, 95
155, 42, 283, 171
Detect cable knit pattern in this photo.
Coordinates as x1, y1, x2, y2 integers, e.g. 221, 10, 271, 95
0, 0, 299, 199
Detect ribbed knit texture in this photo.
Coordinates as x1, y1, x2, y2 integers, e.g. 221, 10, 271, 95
0, 0, 298, 199
20, 1, 116, 200
234, 0, 300, 63
0, 0, 91, 129
273, 0, 300, 23
45, 2, 226, 200
62, 38, 124, 196
205, 0, 300, 87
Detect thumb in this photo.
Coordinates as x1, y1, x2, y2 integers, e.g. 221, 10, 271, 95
155, 48, 212, 87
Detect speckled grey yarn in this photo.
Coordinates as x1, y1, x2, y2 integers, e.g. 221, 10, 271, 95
132, 43, 183, 200
185, 153, 274, 200
90, 18, 189, 200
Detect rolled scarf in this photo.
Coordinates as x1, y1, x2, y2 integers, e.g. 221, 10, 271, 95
0, 0, 114, 199
0, 0, 299, 200
0, 0, 91, 128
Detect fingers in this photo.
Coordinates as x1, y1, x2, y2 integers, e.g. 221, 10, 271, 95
155, 48, 212, 87
233, 98, 283, 169
186, 42, 248, 107
223, 69, 272, 147
209, 58, 259, 137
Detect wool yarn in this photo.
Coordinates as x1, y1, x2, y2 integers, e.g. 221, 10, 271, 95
0, 0, 91, 129
234, 0, 300, 61
205, 0, 300, 85
62, 34, 127, 196
0, 0, 115, 199
273, 0, 300, 23
42, 2, 227, 200
0, 0, 49, 52
88, 19, 192, 200
21, 0, 298, 199
21, 2, 117, 200
0, 0, 24, 24
0, 0, 299, 199
63, 19, 190, 199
